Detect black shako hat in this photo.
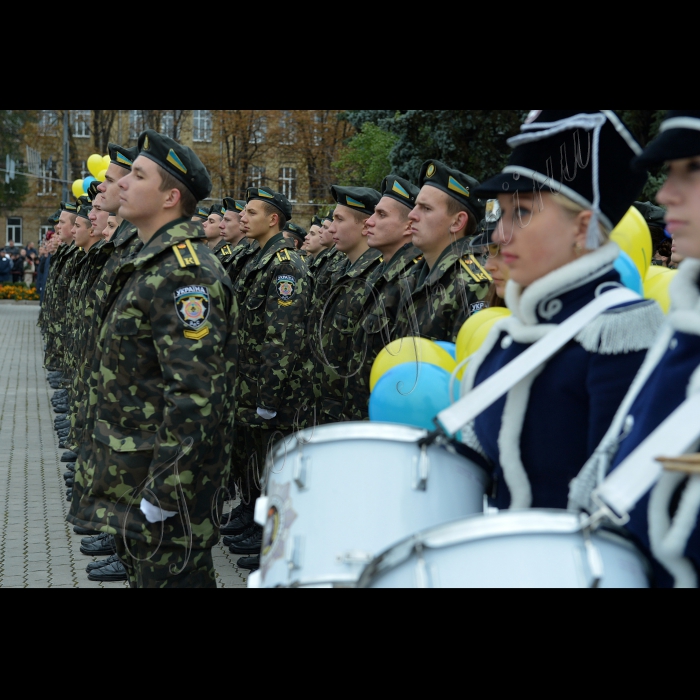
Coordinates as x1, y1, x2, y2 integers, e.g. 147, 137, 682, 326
420, 160, 485, 222
330, 186, 380, 217
76, 204, 92, 221
634, 201, 666, 229
193, 205, 209, 221
208, 203, 224, 219
108, 143, 138, 171
246, 186, 292, 220
381, 174, 420, 210
476, 110, 646, 249
137, 129, 212, 202
60, 201, 78, 214
284, 222, 307, 245
223, 197, 246, 214
635, 111, 700, 169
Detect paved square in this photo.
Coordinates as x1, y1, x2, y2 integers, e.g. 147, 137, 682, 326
0, 303, 248, 589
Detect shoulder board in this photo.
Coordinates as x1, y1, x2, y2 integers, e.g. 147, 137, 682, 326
459, 254, 491, 284
220, 244, 233, 258
276, 249, 292, 264
413, 255, 423, 264
172, 240, 201, 268
379, 257, 384, 264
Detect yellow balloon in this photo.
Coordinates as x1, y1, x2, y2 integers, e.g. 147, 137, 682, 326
97, 169, 108, 182
611, 207, 653, 281
102, 155, 111, 171
456, 308, 511, 364
644, 267, 677, 314
72, 179, 85, 199
370, 338, 456, 392
87, 154, 105, 179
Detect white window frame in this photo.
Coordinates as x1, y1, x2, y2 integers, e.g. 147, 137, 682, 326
248, 166, 266, 189
279, 110, 296, 146
129, 110, 146, 139
37, 160, 55, 197
71, 110, 91, 138
160, 112, 174, 137
193, 110, 212, 142
250, 116, 268, 145
279, 167, 297, 202
6, 217, 22, 246
39, 110, 59, 136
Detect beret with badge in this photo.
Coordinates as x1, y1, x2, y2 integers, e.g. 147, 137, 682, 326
87, 181, 101, 202
108, 143, 139, 171
635, 110, 700, 169
223, 198, 246, 214
77, 195, 91, 207
381, 174, 420, 210
310, 215, 323, 228
137, 129, 212, 202
192, 205, 210, 222
60, 201, 78, 214
330, 186, 381, 216
420, 160, 485, 222
476, 110, 647, 250
76, 204, 92, 222
48, 210, 62, 225
246, 186, 293, 221
323, 210, 335, 223
209, 203, 224, 219
284, 222, 307, 245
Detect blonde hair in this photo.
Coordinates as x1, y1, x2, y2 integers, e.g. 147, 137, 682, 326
550, 193, 608, 248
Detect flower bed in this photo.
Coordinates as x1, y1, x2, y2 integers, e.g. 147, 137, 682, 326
0, 284, 40, 301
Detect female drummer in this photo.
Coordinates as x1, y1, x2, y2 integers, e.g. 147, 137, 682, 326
571, 110, 700, 588
461, 110, 665, 512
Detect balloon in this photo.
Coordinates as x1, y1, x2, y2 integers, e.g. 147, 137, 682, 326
370, 363, 452, 430
87, 154, 105, 179
102, 155, 111, 171
82, 176, 96, 193
435, 341, 457, 360
614, 251, 643, 295
72, 180, 85, 199
370, 337, 456, 393
610, 207, 653, 281
644, 266, 677, 314
97, 169, 108, 182
456, 307, 511, 364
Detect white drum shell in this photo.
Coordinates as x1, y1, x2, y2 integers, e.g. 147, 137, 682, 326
359, 510, 650, 589
256, 423, 490, 588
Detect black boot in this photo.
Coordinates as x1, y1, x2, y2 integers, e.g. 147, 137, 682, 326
221, 501, 255, 537
88, 559, 128, 583
237, 555, 260, 572
229, 526, 263, 556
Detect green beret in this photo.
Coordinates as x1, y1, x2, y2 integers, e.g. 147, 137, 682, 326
223, 198, 246, 214
87, 181, 101, 202
331, 186, 381, 217
310, 215, 323, 228
208, 203, 224, 219
60, 201, 78, 214
193, 205, 209, 221
76, 204, 92, 221
634, 201, 666, 229
323, 210, 335, 223
246, 186, 292, 220
420, 160, 485, 221
48, 210, 62, 225
284, 222, 307, 243
77, 196, 91, 208
108, 143, 138, 171
137, 129, 212, 201
381, 174, 420, 210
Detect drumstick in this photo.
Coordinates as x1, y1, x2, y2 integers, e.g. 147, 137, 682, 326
657, 455, 700, 476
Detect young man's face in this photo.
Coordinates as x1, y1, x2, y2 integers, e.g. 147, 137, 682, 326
240, 201, 281, 241
89, 206, 110, 237
118, 156, 175, 225
97, 163, 128, 215
329, 205, 366, 254
366, 197, 411, 252
72, 217, 93, 248
204, 214, 223, 242
409, 186, 457, 255
103, 216, 118, 241
58, 213, 76, 243
219, 211, 241, 243
304, 225, 325, 256
319, 219, 334, 247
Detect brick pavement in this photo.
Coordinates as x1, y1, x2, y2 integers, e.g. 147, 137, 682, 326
0, 303, 248, 589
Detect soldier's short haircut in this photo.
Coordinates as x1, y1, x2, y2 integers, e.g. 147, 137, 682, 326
445, 195, 478, 237
156, 164, 198, 219
350, 210, 370, 225
261, 201, 288, 231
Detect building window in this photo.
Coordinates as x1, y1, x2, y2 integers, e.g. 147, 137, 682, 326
129, 110, 146, 139
6, 217, 22, 245
279, 167, 297, 202
248, 166, 266, 190
279, 110, 296, 145
193, 110, 212, 142
71, 110, 91, 138
38, 159, 56, 197
250, 116, 267, 145
160, 112, 174, 137
39, 110, 59, 136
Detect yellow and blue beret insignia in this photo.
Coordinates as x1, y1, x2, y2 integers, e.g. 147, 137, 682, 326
116, 152, 133, 167
346, 196, 365, 208
167, 149, 188, 174
392, 181, 410, 199
448, 176, 470, 198
426, 164, 436, 178
258, 189, 274, 199
235, 200, 245, 212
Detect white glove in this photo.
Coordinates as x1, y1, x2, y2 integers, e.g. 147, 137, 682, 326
140, 498, 178, 524
257, 408, 278, 420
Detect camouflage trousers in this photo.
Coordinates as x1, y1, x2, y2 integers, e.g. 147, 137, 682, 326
114, 537, 217, 589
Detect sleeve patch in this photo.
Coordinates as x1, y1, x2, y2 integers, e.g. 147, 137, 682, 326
174, 285, 210, 331
276, 274, 296, 307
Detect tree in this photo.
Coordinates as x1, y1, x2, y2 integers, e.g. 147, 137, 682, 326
0, 110, 33, 213
332, 122, 397, 189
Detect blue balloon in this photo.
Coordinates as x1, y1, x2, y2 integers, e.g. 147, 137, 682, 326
82, 176, 96, 193
369, 362, 452, 430
435, 341, 457, 360
614, 251, 643, 295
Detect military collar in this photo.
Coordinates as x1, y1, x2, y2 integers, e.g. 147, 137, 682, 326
379, 243, 423, 282
132, 218, 205, 269
342, 247, 382, 279
113, 220, 139, 249
311, 246, 334, 268
415, 237, 472, 291
254, 233, 294, 270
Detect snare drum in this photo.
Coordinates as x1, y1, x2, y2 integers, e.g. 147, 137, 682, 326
252, 423, 490, 588
358, 510, 650, 589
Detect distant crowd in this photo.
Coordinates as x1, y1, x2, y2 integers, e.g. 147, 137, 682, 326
0, 240, 52, 292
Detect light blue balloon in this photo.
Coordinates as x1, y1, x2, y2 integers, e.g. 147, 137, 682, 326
369, 362, 452, 431
82, 176, 96, 193
435, 341, 457, 360
614, 251, 643, 295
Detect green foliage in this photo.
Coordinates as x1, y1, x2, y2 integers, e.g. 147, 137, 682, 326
332, 122, 398, 189
0, 110, 35, 213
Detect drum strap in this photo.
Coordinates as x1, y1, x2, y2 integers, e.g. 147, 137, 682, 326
436, 287, 639, 437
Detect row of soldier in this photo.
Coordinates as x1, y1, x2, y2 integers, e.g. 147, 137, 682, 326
40, 128, 493, 586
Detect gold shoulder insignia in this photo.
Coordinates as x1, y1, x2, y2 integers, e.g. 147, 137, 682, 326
173, 240, 202, 268
221, 245, 233, 257
459, 254, 492, 283
276, 249, 292, 264
413, 255, 423, 264
184, 327, 210, 341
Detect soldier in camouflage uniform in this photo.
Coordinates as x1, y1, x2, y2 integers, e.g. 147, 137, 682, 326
222, 186, 310, 565
71, 131, 236, 589
191, 204, 210, 226
308, 210, 345, 303
303, 215, 325, 259
202, 203, 224, 250
343, 175, 424, 421
213, 198, 255, 275
395, 160, 492, 343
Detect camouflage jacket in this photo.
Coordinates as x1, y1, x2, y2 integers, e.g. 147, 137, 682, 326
233, 233, 310, 430
395, 237, 491, 343
307, 247, 383, 423
344, 243, 424, 421
227, 238, 258, 284
42, 243, 72, 364
309, 246, 346, 309
77, 219, 236, 550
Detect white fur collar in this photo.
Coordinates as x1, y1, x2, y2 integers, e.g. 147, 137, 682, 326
505, 243, 620, 326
